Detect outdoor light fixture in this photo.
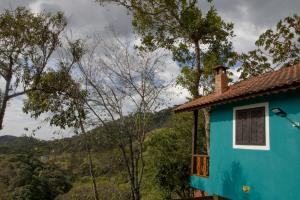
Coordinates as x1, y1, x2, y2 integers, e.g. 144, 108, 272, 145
272, 107, 300, 128
294, 122, 300, 128
271, 108, 287, 117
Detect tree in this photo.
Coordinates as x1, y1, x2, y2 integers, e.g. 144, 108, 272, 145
0, 7, 67, 130
23, 70, 85, 128
145, 127, 191, 199
239, 14, 300, 79
98, 0, 237, 155
0, 154, 71, 200
145, 113, 193, 199
143, 111, 205, 199
24, 32, 168, 200
23, 53, 100, 200
76, 35, 169, 200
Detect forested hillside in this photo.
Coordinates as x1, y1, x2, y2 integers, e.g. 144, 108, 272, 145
0, 108, 199, 199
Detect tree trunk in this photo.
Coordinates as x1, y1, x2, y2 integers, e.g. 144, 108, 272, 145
0, 76, 12, 130
0, 96, 8, 130
87, 143, 100, 200
203, 108, 211, 155
193, 40, 210, 156
79, 118, 100, 200
193, 40, 201, 98
133, 188, 140, 200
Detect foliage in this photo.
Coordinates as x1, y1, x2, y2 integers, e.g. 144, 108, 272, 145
239, 14, 300, 79
57, 177, 131, 200
144, 127, 191, 199
0, 154, 71, 200
0, 7, 67, 129
0, 108, 191, 200
23, 69, 86, 129
0, 134, 130, 199
143, 112, 205, 199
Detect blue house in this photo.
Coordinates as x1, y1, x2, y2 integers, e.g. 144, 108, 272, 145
175, 64, 300, 200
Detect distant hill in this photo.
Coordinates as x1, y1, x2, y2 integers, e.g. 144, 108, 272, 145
0, 107, 176, 199
0, 135, 48, 155
0, 108, 173, 155
0, 134, 43, 145
0, 135, 18, 145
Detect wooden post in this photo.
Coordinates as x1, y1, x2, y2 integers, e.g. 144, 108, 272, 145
191, 110, 198, 174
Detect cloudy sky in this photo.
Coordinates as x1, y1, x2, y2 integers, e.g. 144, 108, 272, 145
0, 0, 299, 140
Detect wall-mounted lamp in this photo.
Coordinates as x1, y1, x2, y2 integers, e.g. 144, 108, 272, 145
272, 107, 300, 128
271, 108, 287, 117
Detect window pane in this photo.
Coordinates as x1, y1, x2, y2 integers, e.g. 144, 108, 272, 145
236, 110, 249, 145
235, 106, 265, 146
236, 115, 242, 145
250, 107, 265, 145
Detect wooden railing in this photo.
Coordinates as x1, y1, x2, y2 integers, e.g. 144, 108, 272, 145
192, 155, 209, 177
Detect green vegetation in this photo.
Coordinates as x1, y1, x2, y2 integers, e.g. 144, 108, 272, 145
0, 7, 67, 130
0, 109, 179, 199
0, 109, 203, 199
239, 14, 300, 79
0, 154, 71, 200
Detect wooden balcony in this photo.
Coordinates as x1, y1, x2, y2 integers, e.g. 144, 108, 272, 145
192, 155, 209, 177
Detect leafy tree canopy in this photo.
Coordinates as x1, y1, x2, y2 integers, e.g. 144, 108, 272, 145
239, 14, 300, 79
23, 69, 86, 129
143, 112, 205, 199
0, 7, 67, 129
0, 154, 71, 200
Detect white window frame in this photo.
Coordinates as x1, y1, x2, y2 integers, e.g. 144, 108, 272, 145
233, 102, 270, 150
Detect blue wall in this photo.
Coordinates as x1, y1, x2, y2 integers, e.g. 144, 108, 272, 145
191, 89, 300, 200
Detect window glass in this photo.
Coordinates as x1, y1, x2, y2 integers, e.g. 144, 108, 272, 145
235, 106, 266, 146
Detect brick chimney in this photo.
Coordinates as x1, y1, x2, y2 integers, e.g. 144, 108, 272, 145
214, 65, 228, 94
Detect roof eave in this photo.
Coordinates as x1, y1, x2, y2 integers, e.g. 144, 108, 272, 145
174, 83, 300, 113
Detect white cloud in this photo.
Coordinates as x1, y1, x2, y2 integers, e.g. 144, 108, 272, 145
165, 84, 190, 106
157, 54, 191, 106
232, 21, 266, 53
28, 0, 132, 39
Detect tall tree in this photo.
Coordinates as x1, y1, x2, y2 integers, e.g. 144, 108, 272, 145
0, 7, 67, 130
98, 0, 236, 155
23, 41, 100, 200
75, 36, 168, 200
143, 111, 205, 199
239, 14, 300, 79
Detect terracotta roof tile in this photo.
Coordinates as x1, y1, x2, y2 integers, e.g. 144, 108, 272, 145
174, 64, 300, 112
